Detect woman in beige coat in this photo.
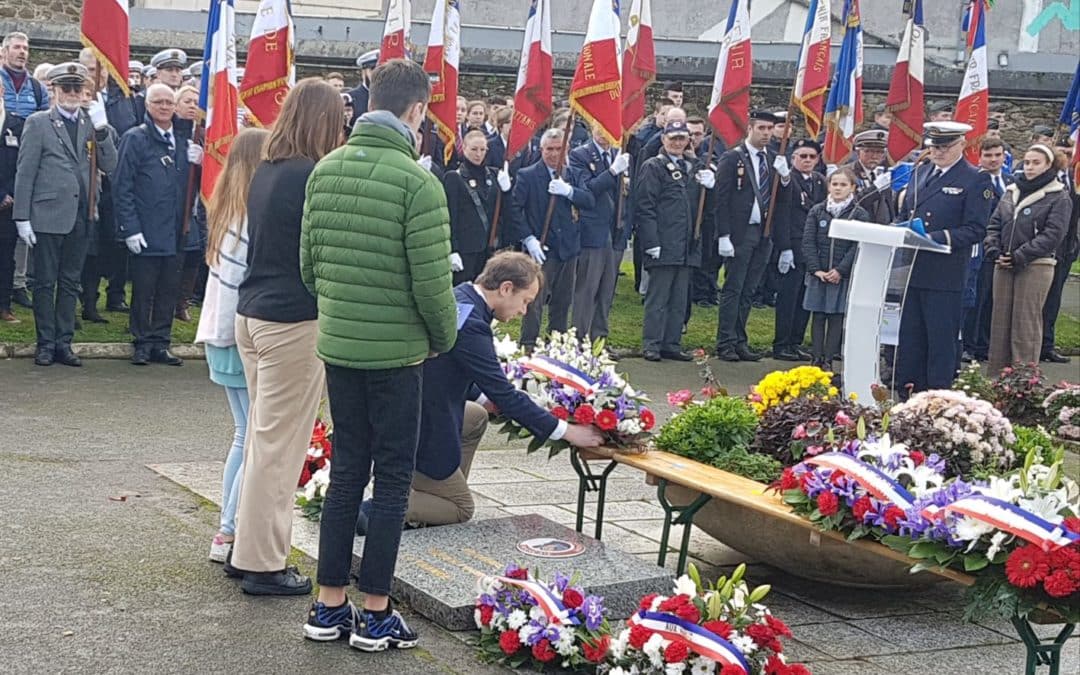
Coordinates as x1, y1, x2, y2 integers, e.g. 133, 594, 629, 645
983, 145, 1071, 373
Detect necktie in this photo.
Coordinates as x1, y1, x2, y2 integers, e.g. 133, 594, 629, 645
993, 176, 1004, 197
757, 151, 771, 197
163, 130, 174, 152
922, 167, 942, 192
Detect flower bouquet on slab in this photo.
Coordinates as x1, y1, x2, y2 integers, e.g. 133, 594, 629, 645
603, 564, 810, 675
295, 417, 332, 521
494, 329, 655, 457
474, 563, 613, 670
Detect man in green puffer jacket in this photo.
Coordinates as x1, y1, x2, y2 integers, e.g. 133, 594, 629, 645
299, 59, 456, 653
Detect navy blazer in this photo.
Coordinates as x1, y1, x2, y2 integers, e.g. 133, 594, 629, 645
898, 159, 993, 292
568, 142, 622, 249
714, 143, 791, 246
510, 160, 594, 262
486, 133, 507, 170
416, 284, 559, 480
112, 120, 190, 256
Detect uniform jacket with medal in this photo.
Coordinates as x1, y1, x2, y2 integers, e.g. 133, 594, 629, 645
568, 142, 627, 249
13, 107, 118, 234
898, 159, 993, 291
510, 160, 595, 263
714, 143, 790, 246
443, 162, 501, 254
111, 116, 191, 256
779, 170, 826, 266
635, 150, 714, 269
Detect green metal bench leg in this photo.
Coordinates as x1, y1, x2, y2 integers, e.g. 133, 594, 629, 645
1011, 616, 1075, 675
569, 451, 617, 540
655, 478, 712, 575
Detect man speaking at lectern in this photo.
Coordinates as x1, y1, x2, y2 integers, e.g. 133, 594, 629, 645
894, 122, 993, 396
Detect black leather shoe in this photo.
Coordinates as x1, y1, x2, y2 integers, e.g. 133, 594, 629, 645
150, 348, 183, 366
131, 348, 150, 366
55, 349, 82, 367
735, 346, 763, 362
660, 350, 694, 362
1041, 350, 1071, 364
82, 309, 109, 324
106, 301, 129, 312
794, 347, 813, 361
643, 350, 662, 362
34, 348, 54, 366
773, 348, 802, 362
716, 348, 741, 362
12, 288, 31, 308
241, 568, 313, 596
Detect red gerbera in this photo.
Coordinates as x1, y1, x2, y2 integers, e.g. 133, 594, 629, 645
596, 409, 618, 431
582, 635, 610, 663
573, 404, 596, 425
562, 588, 584, 609
639, 593, 659, 611
498, 630, 520, 654
1043, 570, 1080, 598
628, 624, 653, 649
702, 620, 733, 639
817, 491, 839, 517
478, 604, 494, 627
883, 506, 906, 530
1049, 547, 1080, 577
765, 613, 794, 638
909, 450, 926, 466
664, 640, 689, 663
552, 406, 570, 421
531, 638, 556, 663
779, 467, 799, 491
1006, 545, 1051, 588
640, 408, 656, 431
851, 496, 874, 522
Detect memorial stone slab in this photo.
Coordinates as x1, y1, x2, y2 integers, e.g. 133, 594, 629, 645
360, 514, 672, 630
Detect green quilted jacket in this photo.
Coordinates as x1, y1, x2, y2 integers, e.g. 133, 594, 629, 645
300, 120, 457, 369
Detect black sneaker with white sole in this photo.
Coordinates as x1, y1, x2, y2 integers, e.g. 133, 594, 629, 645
304, 599, 360, 641
349, 606, 418, 652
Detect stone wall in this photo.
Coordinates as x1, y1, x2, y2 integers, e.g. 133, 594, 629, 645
0, 0, 79, 23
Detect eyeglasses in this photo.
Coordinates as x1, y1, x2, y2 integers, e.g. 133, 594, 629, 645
793, 153, 818, 159
148, 99, 176, 107
59, 83, 84, 93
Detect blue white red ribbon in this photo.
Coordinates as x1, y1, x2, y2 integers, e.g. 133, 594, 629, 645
802, 452, 916, 510
921, 494, 1080, 552
629, 610, 750, 673
493, 576, 580, 626
521, 355, 598, 396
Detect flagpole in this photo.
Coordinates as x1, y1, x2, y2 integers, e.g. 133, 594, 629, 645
488, 161, 507, 250
182, 121, 204, 236
87, 62, 105, 224
693, 133, 717, 240
540, 111, 576, 246
763, 101, 798, 239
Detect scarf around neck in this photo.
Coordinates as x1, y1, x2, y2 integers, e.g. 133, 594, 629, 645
825, 195, 854, 217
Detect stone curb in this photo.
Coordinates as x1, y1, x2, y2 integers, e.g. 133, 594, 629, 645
1, 343, 206, 360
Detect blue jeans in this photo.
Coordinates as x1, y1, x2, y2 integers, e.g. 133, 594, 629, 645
317, 363, 423, 596
220, 386, 249, 535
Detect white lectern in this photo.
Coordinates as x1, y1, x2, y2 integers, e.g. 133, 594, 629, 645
828, 219, 950, 403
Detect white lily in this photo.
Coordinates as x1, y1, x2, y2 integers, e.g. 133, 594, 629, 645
673, 575, 698, 597
493, 334, 520, 360
976, 475, 1022, 502
985, 531, 1009, 561
1018, 493, 1066, 525
954, 516, 995, 542
895, 459, 945, 496
856, 433, 908, 466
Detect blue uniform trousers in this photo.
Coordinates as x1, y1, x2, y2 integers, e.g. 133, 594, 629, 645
895, 288, 963, 397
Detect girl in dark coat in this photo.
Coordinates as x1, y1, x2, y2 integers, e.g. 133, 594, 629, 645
802, 168, 870, 369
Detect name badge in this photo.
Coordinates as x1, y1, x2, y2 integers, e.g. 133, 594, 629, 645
942, 187, 964, 195
3, 132, 16, 148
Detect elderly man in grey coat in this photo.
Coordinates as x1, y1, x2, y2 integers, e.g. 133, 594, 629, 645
13, 62, 117, 366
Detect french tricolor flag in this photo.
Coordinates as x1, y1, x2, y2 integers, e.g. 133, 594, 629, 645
956, 1, 990, 164
239, 0, 294, 128
630, 611, 751, 673
822, 0, 863, 166
885, 0, 926, 164
80, 0, 130, 94
198, 0, 239, 202
507, 0, 553, 160
802, 453, 916, 510
422, 0, 461, 165
791, 0, 831, 139
620, 0, 656, 137
707, 0, 752, 147
378, 0, 412, 64
923, 494, 1080, 553
569, 0, 623, 147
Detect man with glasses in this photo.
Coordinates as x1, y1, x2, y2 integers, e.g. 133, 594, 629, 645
843, 129, 895, 225
893, 121, 992, 396
112, 83, 202, 366
13, 62, 116, 366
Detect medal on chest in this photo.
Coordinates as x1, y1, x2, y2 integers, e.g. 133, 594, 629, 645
736, 161, 745, 190
666, 161, 683, 182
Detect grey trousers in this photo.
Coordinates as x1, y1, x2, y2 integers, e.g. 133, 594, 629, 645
643, 265, 690, 353
521, 256, 577, 347
406, 401, 488, 526
31, 229, 90, 351
572, 246, 619, 340
14, 238, 29, 290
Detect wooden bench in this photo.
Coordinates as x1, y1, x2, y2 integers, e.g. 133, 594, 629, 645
568, 447, 975, 585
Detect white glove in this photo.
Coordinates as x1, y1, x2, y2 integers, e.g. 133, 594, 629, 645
548, 177, 573, 198
778, 249, 795, 274
15, 221, 35, 247
873, 169, 892, 191
125, 233, 148, 255
610, 152, 631, 175
417, 155, 433, 172
186, 143, 204, 166
644, 246, 661, 259
87, 93, 108, 130
773, 155, 791, 178
449, 252, 464, 273
524, 235, 546, 265
497, 168, 512, 192
717, 235, 735, 258
695, 169, 716, 189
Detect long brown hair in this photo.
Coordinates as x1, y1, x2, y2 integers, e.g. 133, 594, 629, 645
206, 127, 269, 267
264, 78, 344, 163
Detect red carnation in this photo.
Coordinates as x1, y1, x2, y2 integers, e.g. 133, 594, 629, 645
765, 654, 788, 675
909, 450, 926, 466
816, 491, 839, 517
702, 620, 733, 639
498, 630, 520, 655
298, 465, 312, 488
884, 506, 906, 530
1049, 547, 1080, 577
851, 496, 874, 522
574, 404, 596, 425
663, 641, 689, 663
658, 594, 690, 612
640, 408, 656, 431
531, 638, 556, 663
506, 567, 528, 580
582, 635, 610, 663
596, 409, 618, 431
562, 588, 584, 609
1043, 570, 1079, 598
765, 613, 794, 638
674, 601, 701, 624
552, 406, 570, 421
1006, 545, 1051, 588
639, 593, 659, 611
748, 622, 782, 653
721, 665, 747, 675
628, 624, 653, 649
1063, 517, 1080, 535
478, 604, 494, 627
799, 472, 813, 494
779, 467, 799, 491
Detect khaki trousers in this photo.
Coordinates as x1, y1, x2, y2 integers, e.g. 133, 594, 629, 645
406, 401, 489, 526
988, 259, 1056, 374
232, 316, 325, 572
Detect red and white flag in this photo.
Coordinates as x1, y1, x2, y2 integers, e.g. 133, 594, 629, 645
791, 0, 831, 138
422, 0, 461, 164
569, 0, 623, 147
199, 0, 239, 202
886, 0, 926, 164
80, 0, 130, 94
620, 0, 656, 138
507, 0, 553, 160
707, 0, 752, 147
239, 0, 294, 128
378, 0, 412, 64
956, 1, 989, 163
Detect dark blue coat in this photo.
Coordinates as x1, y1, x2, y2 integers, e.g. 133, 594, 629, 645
898, 159, 993, 292
112, 121, 190, 257
568, 142, 621, 249
510, 160, 594, 262
416, 284, 559, 480
486, 133, 507, 170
